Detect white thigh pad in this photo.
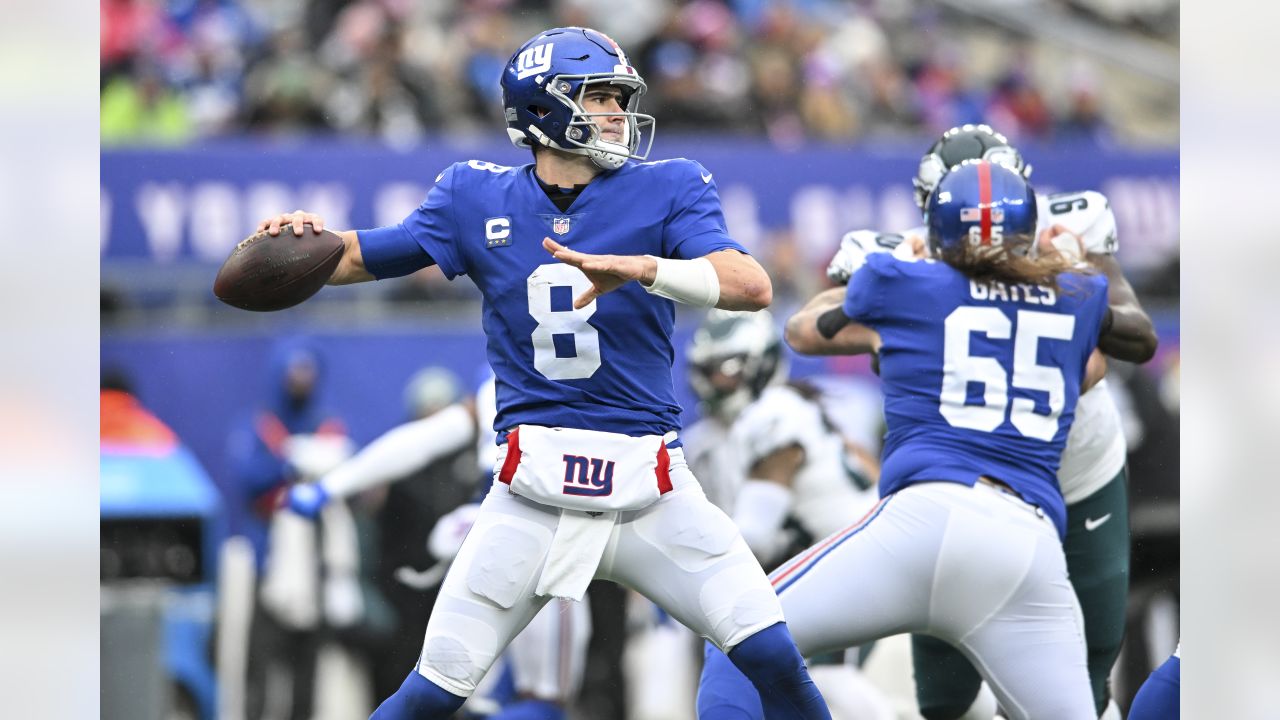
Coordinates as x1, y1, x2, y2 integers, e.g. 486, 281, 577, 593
463, 516, 553, 609
634, 489, 740, 573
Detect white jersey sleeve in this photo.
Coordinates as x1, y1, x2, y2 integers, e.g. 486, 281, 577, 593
321, 403, 475, 498
683, 418, 741, 513
732, 386, 879, 541
1036, 190, 1118, 255
826, 230, 905, 283
732, 386, 820, 469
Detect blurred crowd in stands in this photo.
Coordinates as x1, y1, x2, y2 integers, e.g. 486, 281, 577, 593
100, 0, 1177, 148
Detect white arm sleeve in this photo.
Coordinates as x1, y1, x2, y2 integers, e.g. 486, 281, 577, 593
643, 256, 720, 307
321, 403, 475, 498
733, 479, 793, 562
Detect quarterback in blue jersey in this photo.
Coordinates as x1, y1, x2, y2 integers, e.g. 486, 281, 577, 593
698, 162, 1109, 720
254, 26, 830, 720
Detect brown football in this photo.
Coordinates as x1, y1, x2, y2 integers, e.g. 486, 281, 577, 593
213, 224, 345, 312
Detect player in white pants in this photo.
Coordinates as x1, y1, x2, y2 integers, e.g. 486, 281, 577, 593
700, 162, 1116, 720
264, 25, 831, 720
288, 375, 594, 719
422, 438, 783, 695
828, 124, 1158, 719
636, 310, 893, 720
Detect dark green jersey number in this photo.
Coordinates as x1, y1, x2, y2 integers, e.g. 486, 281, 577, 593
1048, 194, 1089, 215
874, 233, 904, 249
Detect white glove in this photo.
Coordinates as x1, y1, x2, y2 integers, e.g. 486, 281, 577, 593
826, 231, 903, 284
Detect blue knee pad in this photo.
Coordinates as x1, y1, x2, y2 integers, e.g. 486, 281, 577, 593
1127, 655, 1179, 720
697, 623, 831, 720
370, 671, 467, 719
489, 699, 565, 720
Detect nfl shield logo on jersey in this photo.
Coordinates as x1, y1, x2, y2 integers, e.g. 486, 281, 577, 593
552, 217, 571, 235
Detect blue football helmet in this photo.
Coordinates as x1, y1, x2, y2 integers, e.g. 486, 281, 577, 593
501, 27, 655, 170
913, 124, 1031, 209
926, 160, 1038, 256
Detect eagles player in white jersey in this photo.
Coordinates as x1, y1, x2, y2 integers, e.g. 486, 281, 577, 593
685, 310, 895, 720
826, 124, 1158, 720
687, 310, 880, 567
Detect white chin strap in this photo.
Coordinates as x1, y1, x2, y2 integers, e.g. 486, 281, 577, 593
521, 124, 631, 171
587, 122, 631, 170
588, 142, 628, 170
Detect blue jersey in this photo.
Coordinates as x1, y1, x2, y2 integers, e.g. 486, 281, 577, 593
843, 253, 1109, 538
359, 158, 744, 436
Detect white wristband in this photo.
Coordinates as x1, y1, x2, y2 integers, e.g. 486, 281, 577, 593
643, 256, 720, 307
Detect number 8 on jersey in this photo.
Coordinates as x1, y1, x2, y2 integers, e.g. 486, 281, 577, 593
528, 263, 602, 380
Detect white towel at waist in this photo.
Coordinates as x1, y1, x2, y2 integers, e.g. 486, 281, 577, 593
535, 509, 618, 601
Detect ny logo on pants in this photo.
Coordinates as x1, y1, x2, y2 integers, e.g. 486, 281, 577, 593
562, 454, 614, 497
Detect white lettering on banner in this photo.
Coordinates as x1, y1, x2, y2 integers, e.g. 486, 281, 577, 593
244, 182, 294, 235
789, 184, 920, 267
136, 182, 186, 263
878, 185, 921, 237
1103, 178, 1179, 272
792, 185, 840, 266
196, 182, 354, 262
295, 183, 352, 235
375, 183, 429, 227
720, 184, 762, 254
190, 182, 242, 262
838, 186, 876, 237
100, 189, 112, 254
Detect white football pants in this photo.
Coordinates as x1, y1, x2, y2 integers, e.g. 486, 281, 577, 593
412, 446, 785, 697
770, 481, 1094, 720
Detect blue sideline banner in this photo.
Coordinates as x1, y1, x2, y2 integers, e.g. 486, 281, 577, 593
102, 138, 1179, 273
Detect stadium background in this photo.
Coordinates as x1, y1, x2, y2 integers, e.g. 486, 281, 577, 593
99, 0, 1179, 718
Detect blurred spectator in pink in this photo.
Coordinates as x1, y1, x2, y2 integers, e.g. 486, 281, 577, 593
101, 0, 184, 78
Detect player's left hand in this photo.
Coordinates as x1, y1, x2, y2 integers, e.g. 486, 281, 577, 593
543, 237, 658, 309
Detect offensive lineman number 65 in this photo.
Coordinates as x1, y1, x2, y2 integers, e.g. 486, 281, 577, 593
940, 307, 1076, 441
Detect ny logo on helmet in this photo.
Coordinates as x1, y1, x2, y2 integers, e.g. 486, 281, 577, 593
516, 43, 554, 80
